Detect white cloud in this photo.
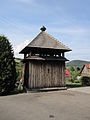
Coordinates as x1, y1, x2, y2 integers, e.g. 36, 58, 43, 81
14, 40, 30, 58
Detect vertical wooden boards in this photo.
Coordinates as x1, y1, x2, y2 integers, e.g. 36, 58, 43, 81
28, 62, 31, 89
24, 62, 29, 88
27, 60, 66, 89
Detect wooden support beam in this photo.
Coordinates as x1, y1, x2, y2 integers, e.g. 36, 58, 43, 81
29, 52, 32, 57
59, 53, 61, 57
24, 54, 26, 59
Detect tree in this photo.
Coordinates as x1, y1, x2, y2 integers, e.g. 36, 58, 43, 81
69, 66, 75, 72
76, 67, 80, 71
81, 77, 90, 86
67, 66, 80, 82
0, 36, 16, 95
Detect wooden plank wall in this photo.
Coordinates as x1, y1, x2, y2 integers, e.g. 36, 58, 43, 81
27, 61, 65, 89
24, 62, 29, 88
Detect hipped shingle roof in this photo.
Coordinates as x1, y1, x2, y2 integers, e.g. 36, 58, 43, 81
20, 30, 71, 54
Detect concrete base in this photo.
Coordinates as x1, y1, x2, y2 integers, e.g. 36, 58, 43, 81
27, 87, 67, 93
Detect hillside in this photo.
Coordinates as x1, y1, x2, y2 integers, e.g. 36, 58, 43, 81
66, 60, 90, 68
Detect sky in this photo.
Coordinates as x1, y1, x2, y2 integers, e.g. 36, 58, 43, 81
0, 0, 90, 61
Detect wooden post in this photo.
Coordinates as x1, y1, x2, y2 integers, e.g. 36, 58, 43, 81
29, 52, 32, 57
24, 54, 26, 59
59, 53, 61, 57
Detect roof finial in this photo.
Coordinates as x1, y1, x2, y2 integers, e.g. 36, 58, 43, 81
40, 26, 46, 31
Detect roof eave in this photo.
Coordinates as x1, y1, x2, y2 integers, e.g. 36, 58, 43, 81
19, 46, 72, 54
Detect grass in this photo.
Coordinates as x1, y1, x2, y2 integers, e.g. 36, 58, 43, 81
66, 81, 82, 88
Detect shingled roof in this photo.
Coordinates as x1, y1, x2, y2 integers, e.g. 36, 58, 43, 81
20, 26, 71, 54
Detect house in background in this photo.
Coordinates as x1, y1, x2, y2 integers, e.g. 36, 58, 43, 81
20, 26, 71, 89
80, 64, 90, 86
65, 69, 72, 80
80, 64, 90, 77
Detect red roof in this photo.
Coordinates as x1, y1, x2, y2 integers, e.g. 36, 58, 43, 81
65, 70, 72, 77
85, 64, 90, 69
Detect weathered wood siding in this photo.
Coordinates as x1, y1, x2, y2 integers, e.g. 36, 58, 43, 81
24, 62, 29, 88
24, 61, 65, 89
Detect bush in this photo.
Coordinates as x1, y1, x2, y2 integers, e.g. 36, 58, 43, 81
74, 79, 81, 83
0, 36, 16, 95
81, 77, 90, 86
66, 82, 82, 88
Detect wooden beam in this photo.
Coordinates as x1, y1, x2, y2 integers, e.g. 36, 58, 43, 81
24, 54, 26, 59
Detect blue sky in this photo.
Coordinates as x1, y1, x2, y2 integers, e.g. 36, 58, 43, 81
0, 0, 90, 61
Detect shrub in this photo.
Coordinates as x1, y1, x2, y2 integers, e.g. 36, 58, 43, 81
74, 79, 81, 83
81, 77, 90, 86
66, 82, 82, 88
0, 36, 16, 95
